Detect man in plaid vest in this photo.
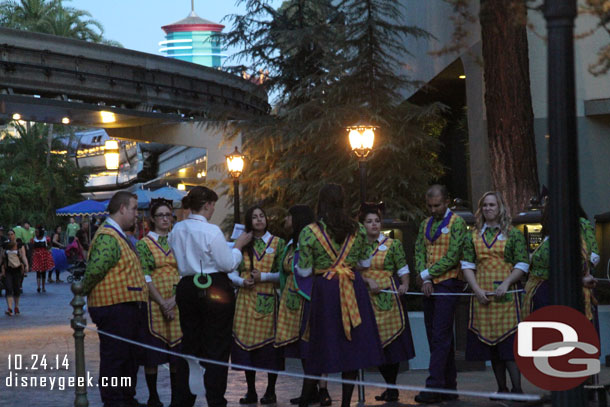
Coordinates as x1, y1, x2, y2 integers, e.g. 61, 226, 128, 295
82, 191, 148, 407
414, 185, 467, 404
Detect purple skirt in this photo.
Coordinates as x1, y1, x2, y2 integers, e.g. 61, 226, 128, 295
533, 280, 600, 334
382, 297, 416, 365
231, 341, 285, 371
466, 331, 515, 361
531, 280, 550, 312
281, 300, 311, 359
142, 332, 182, 368
304, 272, 384, 374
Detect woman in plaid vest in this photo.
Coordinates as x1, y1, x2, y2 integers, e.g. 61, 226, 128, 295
296, 184, 384, 407
523, 201, 599, 324
136, 198, 182, 407
461, 191, 529, 397
275, 205, 332, 406
229, 205, 286, 405
359, 202, 415, 402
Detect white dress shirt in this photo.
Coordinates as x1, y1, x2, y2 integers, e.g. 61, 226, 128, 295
168, 214, 243, 277
105, 217, 127, 238
228, 231, 280, 287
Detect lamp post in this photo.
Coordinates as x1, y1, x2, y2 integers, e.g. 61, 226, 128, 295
347, 124, 376, 203
104, 139, 120, 170
544, 1, 585, 406
226, 146, 245, 224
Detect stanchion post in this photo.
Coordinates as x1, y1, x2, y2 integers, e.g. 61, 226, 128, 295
71, 282, 89, 407
357, 369, 365, 404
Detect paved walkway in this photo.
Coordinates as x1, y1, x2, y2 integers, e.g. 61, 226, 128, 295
0, 272, 606, 406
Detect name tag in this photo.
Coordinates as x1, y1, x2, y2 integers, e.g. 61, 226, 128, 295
378, 244, 388, 251
497, 234, 506, 241
441, 227, 450, 234
266, 247, 275, 254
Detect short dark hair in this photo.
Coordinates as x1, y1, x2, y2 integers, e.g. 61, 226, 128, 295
107, 191, 137, 215
181, 186, 218, 212
426, 184, 449, 200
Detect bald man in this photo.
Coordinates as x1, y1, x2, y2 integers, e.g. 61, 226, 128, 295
414, 185, 467, 404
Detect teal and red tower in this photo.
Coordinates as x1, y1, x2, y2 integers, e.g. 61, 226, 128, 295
160, 5, 224, 67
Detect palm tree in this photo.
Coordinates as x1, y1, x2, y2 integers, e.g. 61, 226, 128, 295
0, 0, 119, 45
43, 6, 104, 42
0, 0, 59, 32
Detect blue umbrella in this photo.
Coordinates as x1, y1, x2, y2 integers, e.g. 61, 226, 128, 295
56, 199, 108, 216
134, 189, 154, 209
150, 186, 186, 206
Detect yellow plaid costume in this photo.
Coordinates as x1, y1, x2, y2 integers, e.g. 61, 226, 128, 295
233, 236, 281, 350
142, 236, 182, 346
468, 229, 521, 345
522, 236, 597, 320
362, 237, 405, 346
275, 245, 305, 347
425, 215, 462, 284
309, 224, 360, 340
87, 225, 148, 307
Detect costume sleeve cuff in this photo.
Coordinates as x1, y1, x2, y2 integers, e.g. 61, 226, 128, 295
461, 261, 476, 270
228, 270, 244, 287
420, 269, 432, 281
296, 265, 312, 277
591, 252, 600, 267
358, 258, 372, 268
514, 262, 530, 273
397, 265, 410, 276
144, 275, 153, 283
261, 272, 280, 283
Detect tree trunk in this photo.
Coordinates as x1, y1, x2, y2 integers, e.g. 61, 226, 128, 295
46, 123, 53, 167
480, 0, 540, 215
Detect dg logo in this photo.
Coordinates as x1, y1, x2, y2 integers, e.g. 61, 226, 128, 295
515, 305, 600, 391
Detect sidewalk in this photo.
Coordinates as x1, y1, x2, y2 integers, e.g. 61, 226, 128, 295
0, 272, 603, 406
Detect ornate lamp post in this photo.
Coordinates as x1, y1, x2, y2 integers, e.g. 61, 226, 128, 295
347, 124, 376, 203
226, 146, 245, 223
104, 139, 120, 170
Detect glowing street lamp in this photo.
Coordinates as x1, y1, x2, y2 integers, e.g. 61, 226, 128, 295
104, 139, 120, 170
346, 124, 377, 203
226, 146, 245, 223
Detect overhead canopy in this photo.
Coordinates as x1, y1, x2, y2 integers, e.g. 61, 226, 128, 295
150, 186, 186, 208
56, 199, 108, 216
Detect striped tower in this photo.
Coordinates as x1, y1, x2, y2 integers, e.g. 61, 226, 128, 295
159, 1, 225, 67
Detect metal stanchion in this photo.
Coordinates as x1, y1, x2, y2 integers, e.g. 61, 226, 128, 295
71, 282, 89, 407
357, 369, 365, 404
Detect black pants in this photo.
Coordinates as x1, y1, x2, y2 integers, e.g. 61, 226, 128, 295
4, 267, 22, 297
89, 302, 146, 407
174, 273, 236, 407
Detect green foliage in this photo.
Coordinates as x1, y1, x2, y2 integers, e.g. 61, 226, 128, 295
221, 0, 445, 222
0, 0, 120, 45
0, 123, 89, 227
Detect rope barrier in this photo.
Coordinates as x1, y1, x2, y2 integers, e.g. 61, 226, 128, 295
76, 322, 541, 402
380, 289, 525, 296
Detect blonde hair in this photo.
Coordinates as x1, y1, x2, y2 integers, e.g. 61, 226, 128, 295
474, 191, 511, 235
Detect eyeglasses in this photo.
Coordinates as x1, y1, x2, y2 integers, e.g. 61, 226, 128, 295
154, 213, 173, 219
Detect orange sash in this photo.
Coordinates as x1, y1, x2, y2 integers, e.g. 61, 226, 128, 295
310, 224, 360, 340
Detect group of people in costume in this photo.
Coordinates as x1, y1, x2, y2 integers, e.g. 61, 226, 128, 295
80, 181, 600, 407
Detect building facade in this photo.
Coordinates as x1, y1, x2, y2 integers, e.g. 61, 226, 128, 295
400, 0, 610, 220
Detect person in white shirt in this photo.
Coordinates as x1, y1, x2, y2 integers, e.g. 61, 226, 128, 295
168, 186, 252, 407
